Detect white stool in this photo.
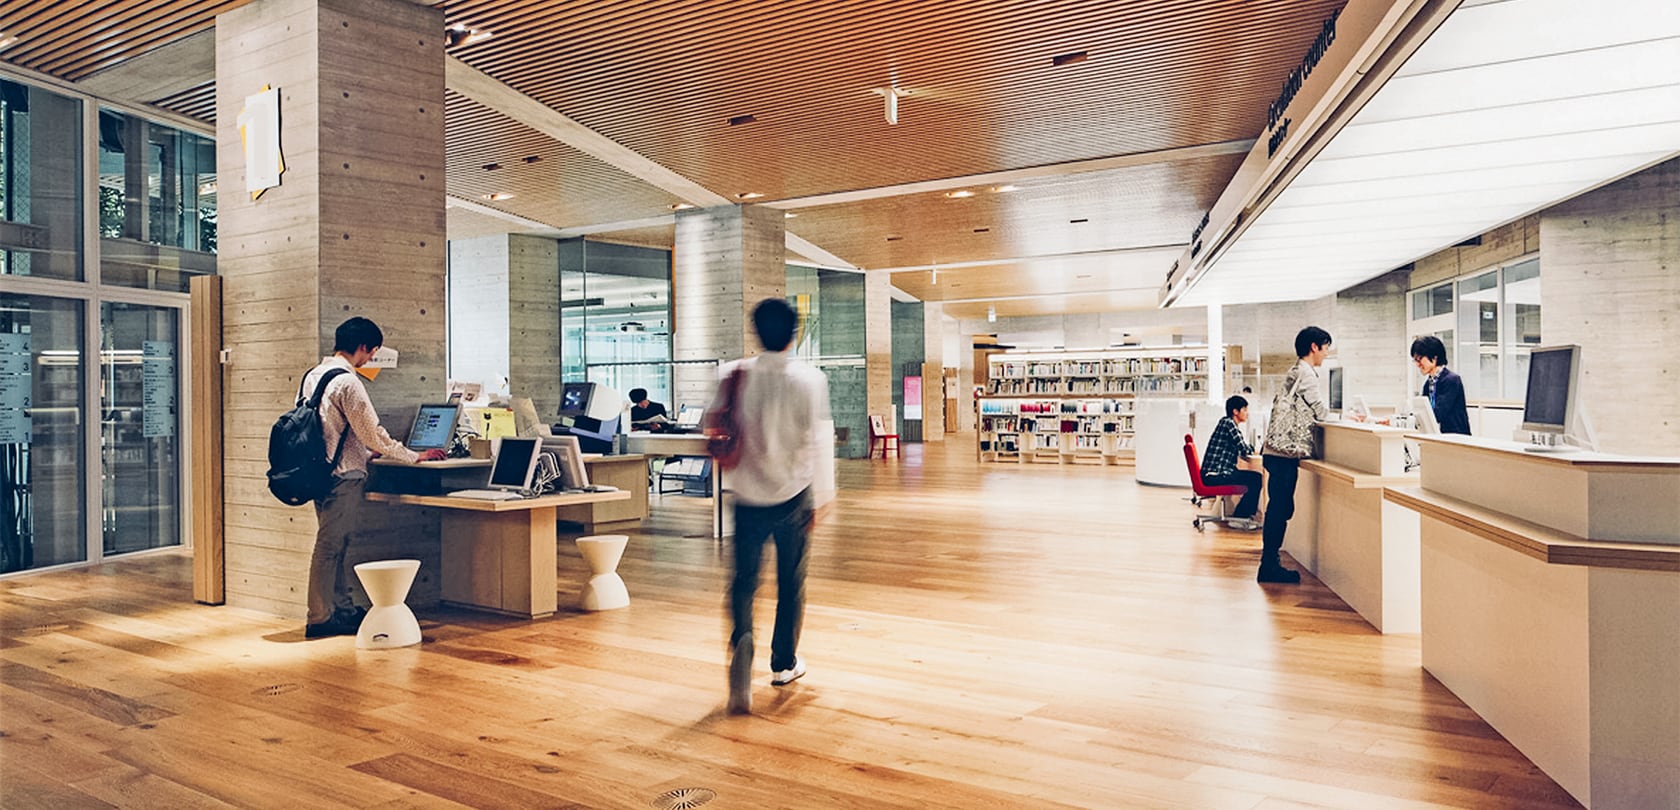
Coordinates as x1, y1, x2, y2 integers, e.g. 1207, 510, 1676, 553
574, 534, 630, 611
352, 559, 422, 649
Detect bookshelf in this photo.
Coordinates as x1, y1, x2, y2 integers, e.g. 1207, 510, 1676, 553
977, 348, 1225, 465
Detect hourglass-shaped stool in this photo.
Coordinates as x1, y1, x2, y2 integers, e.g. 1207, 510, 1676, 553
352, 559, 423, 649
574, 535, 630, 611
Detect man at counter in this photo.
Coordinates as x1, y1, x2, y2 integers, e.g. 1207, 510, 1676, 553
1201, 395, 1263, 530
301, 317, 446, 639
1410, 336, 1471, 435
629, 388, 670, 430
1258, 326, 1333, 584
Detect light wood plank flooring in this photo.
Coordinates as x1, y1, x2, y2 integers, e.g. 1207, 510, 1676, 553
0, 438, 1578, 809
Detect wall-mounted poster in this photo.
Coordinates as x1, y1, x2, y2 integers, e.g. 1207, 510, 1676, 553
904, 375, 923, 421
237, 84, 284, 199
0, 333, 30, 445
142, 340, 176, 438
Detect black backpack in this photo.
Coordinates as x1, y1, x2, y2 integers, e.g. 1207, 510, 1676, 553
266, 368, 352, 506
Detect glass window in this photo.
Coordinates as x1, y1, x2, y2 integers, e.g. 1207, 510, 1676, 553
788, 264, 869, 457
1411, 283, 1453, 319
98, 109, 216, 292
99, 302, 180, 555
1456, 271, 1499, 399
2, 294, 86, 572
1501, 258, 1541, 399
559, 239, 674, 404
0, 80, 83, 281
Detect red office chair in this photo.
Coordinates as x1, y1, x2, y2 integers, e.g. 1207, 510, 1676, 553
1182, 433, 1249, 532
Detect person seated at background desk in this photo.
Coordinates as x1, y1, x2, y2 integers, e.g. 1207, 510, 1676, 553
629, 388, 670, 431
1201, 394, 1263, 530
1410, 335, 1471, 435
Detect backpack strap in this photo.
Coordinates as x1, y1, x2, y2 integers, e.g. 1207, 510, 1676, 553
301, 367, 354, 468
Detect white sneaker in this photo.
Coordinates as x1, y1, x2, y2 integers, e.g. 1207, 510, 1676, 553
1229, 518, 1261, 531
771, 657, 806, 686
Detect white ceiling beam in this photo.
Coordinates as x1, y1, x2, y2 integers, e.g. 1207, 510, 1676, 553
763, 140, 1256, 210
445, 195, 563, 233
876, 244, 1186, 274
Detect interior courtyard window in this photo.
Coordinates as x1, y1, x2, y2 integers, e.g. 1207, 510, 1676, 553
0, 79, 82, 281
97, 108, 217, 292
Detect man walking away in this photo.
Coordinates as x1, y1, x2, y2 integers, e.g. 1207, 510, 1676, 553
715, 298, 835, 714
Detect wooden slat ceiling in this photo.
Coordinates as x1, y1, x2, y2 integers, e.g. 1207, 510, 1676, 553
0, 1, 252, 81
3, 0, 1352, 314
445, 90, 690, 227
444, 0, 1346, 201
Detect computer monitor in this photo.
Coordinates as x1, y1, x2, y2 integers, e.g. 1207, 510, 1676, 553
1325, 367, 1344, 411
1408, 396, 1440, 435
557, 413, 620, 454
1522, 344, 1581, 435
541, 435, 590, 490
559, 382, 595, 416
406, 403, 460, 451
487, 436, 542, 493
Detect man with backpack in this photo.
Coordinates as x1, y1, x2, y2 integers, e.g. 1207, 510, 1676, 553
298, 317, 444, 638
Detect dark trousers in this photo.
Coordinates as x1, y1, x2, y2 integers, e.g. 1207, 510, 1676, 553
1261, 456, 1300, 566
1204, 469, 1262, 519
730, 489, 812, 673
309, 476, 365, 624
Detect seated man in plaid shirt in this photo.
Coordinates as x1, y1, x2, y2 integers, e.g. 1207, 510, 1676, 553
1201, 395, 1263, 530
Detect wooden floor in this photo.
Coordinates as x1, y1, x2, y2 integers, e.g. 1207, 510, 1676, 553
1, 438, 1578, 809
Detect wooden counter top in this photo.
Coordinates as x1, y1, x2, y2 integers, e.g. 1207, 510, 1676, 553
1410, 433, 1680, 471
1299, 459, 1417, 490
1383, 486, 1680, 572
367, 489, 630, 512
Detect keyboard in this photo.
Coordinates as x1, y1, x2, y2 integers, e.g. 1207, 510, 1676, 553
445, 489, 523, 501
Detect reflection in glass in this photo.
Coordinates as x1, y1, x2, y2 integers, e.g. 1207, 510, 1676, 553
1502, 258, 1541, 398
1456, 271, 1499, 400
0, 79, 83, 281
787, 264, 869, 458
98, 109, 216, 292
1, 295, 86, 572
100, 302, 180, 555
559, 239, 672, 406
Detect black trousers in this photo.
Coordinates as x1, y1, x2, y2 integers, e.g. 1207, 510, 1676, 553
730, 488, 812, 673
1261, 456, 1300, 566
1203, 469, 1262, 519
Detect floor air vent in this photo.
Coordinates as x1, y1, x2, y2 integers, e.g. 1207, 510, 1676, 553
653, 787, 717, 809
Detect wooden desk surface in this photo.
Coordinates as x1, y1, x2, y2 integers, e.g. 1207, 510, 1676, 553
1384, 485, 1680, 571
1300, 459, 1417, 490
366, 490, 630, 512
370, 457, 491, 469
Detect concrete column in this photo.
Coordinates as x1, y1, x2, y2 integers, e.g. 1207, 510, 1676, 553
671, 205, 784, 407
446, 234, 561, 415
1541, 155, 1680, 455
217, 0, 446, 617
922, 301, 946, 440
865, 270, 893, 426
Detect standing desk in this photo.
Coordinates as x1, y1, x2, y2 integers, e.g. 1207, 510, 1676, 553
365, 489, 630, 619
624, 432, 726, 537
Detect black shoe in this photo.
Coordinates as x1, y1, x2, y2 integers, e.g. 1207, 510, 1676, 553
1257, 564, 1302, 584
304, 618, 357, 638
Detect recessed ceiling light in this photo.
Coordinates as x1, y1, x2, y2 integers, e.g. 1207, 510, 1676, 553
784, 212, 798, 218
945, 190, 975, 199
989, 185, 1018, 193
885, 236, 903, 242
1069, 218, 1089, 224
670, 202, 695, 211
522, 155, 541, 164
727, 114, 758, 126
736, 192, 765, 200
0, 34, 18, 50
972, 227, 990, 233
445, 24, 494, 48
1075, 274, 1093, 279
1052, 51, 1088, 67
482, 163, 501, 171
481, 192, 514, 201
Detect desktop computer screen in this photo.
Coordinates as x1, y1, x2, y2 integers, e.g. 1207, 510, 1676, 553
406, 403, 460, 450
1522, 345, 1581, 434
1325, 367, 1344, 412
488, 437, 542, 491
560, 382, 595, 416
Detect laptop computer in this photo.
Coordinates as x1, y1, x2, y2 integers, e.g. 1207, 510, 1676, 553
407, 402, 461, 452
668, 405, 704, 434
448, 436, 542, 500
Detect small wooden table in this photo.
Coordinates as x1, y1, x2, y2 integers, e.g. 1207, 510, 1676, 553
366, 490, 630, 619
624, 432, 727, 537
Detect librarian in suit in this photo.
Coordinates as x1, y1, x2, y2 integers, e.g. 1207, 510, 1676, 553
1410, 335, 1471, 435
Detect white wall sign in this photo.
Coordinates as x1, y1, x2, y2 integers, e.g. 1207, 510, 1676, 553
237, 84, 284, 199
142, 340, 176, 439
0, 333, 30, 445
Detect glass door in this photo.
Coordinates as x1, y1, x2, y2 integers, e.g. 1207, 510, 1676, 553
99, 301, 180, 555
0, 293, 86, 573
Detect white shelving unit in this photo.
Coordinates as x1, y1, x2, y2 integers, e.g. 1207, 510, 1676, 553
978, 348, 1221, 465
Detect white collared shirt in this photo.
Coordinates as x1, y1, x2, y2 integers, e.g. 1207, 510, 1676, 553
710, 350, 835, 507
301, 356, 418, 478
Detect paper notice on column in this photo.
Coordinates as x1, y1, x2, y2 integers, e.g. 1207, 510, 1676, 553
142, 340, 176, 438
238, 85, 284, 199
0, 333, 30, 445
